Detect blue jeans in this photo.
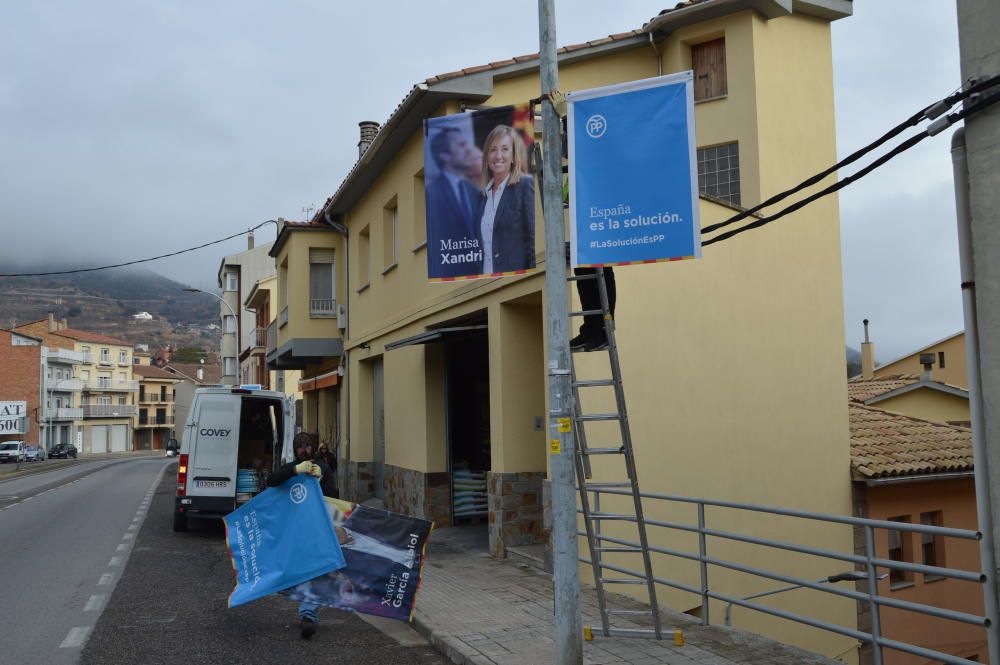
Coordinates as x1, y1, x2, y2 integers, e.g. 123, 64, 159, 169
299, 601, 318, 622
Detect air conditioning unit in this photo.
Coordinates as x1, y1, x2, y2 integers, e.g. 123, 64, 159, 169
337, 304, 348, 331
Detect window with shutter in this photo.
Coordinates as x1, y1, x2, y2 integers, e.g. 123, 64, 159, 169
692, 38, 727, 102
309, 248, 336, 316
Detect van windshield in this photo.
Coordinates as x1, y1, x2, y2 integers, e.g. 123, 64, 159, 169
0, 443, 19, 450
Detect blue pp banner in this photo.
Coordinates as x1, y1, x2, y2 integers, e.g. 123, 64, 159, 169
224, 475, 346, 608
568, 72, 700, 267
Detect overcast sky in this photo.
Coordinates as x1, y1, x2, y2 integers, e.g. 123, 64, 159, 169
0, 1, 962, 362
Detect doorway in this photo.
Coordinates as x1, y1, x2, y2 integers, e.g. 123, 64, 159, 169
372, 356, 385, 500
445, 332, 490, 526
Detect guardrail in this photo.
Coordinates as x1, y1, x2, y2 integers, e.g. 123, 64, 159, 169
579, 487, 993, 665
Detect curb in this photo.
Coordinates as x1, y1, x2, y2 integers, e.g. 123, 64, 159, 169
411, 613, 489, 665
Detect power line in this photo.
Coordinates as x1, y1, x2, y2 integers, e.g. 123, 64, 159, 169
701, 73, 1000, 238
703, 82, 1000, 248
0, 220, 279, 278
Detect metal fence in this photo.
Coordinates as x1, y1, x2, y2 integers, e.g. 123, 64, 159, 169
579, 487, 993, 665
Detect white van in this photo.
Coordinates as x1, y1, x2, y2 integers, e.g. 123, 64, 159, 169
173, 387, 295, 532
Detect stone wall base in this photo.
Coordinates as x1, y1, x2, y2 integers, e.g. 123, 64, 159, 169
384, 463, 450, 526
488, 471, 546, 558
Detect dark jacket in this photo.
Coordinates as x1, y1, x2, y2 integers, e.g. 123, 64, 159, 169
269, 459, 336, 499
475, 176, 535, 273
426, 173, 483, 278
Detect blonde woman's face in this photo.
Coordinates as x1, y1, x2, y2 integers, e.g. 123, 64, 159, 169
488, 134, 514, 179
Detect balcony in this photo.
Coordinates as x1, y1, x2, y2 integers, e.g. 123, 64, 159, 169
45, 348, 85, 364
82, 404, 138, 418
85, 379, 139, 392
266, 320, 277, 355
49, 378, 84, 391
43, 407, 83, 420
138, 394, 172, 404
136, 415, 174, 428
250, 327, 267, 356
81, 353, 93, 364
97, 356, 114, 367
310, 298, 337, 317
278, 306, 289, 328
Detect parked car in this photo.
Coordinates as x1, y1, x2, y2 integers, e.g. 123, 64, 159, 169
0, 441, 26, 463
24, 445, 45, 462
49, 443, 78, 459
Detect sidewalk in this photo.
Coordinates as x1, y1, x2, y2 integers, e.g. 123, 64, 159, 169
413, 526, 842, 665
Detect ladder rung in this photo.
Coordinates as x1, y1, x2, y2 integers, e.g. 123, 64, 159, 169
576, 413, 621, 422
569, 309, 604, 317
600, 578, 646, 585
582, 482, 632, 489
580, 447, 624, 456
589, 512, 637, 521
567, 273, 599, 282
607, 628, 661, 639
605, 609, 654, 616
594, 546, 643, 553
572, 379, 616, 388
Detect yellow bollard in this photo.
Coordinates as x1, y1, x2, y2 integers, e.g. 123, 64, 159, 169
583, 625, 594, 641
673, 630, 685, 646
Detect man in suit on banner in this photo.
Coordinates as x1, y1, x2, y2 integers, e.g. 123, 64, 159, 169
426, 127, 483, 278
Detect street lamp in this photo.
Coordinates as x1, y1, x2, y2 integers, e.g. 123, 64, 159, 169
724, 570, 889, 626
183, 287, 238, 385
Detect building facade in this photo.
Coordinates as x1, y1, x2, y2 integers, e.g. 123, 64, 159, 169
218, 234, 276, 385
132, 365, 180, 450
0, 329, 42, 447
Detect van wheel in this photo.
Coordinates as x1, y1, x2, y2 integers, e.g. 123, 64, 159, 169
173, 510, 188, 532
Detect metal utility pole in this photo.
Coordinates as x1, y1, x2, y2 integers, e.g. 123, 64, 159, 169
537, 1, 582, 663
956, 2, 1000, 662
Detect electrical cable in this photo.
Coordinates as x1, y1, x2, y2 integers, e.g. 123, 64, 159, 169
701, 73, 1000, 236
703, 87, 1000, 248
0, 220, 279, 278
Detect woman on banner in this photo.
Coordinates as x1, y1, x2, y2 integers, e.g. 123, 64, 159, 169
475, 125, 535, 274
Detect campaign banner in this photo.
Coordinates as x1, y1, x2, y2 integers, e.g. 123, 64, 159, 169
424, 104, 536, 281
280, 497, 434, 622
568, 72, 700, 267
224, 475, 345, 608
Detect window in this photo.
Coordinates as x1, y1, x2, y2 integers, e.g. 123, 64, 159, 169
224, 315, 237, 334
309, 248, 336, 316
224, 270, 238, 292
692, 38, 727, 102
96, 396, 111, 406
118, 396, 126, 405
697, 143, 740, 206
358, 225, 371, 289
938, 351, 946, 369
383, 200, 398, 270
81, 370, 89, 381
119, 350, 128, 365
118, 372, 126, 382
100, 348, 110, 363
224, 357, 238, 377
921, 511, 946, 580
414, 171, 427, 249
887, 516, 914, 588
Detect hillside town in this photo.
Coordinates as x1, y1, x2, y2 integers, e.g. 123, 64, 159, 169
0, 3, 998, 665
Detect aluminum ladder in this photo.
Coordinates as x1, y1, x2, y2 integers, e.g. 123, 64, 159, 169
569, 267, 662, 639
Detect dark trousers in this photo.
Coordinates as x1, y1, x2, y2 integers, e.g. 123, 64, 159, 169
574, 267, 616, 337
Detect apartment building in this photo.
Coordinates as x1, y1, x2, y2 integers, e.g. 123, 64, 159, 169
132, 364, 180, 450
272, 1, 856, 658
217, 233, 276, 385
243, 273, 302, 398
0, 329, 42, 447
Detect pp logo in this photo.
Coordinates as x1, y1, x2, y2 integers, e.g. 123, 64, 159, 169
586, 114, 607, 139
289, 482, 308, 505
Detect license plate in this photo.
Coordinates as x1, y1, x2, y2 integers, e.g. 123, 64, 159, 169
195, 480, 228, 489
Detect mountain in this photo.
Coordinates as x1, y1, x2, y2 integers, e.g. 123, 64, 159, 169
846, 345, 862, 378
0, 263, 220, 351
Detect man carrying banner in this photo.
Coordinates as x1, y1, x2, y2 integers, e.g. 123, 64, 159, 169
268, 432, 337, 639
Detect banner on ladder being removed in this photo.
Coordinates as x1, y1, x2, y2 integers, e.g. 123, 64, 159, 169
568, 72, 701, 268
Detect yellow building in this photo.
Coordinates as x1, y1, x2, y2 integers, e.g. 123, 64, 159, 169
132, 364, 181, 450
870, 331, 968, 391
275, 2, 858, 659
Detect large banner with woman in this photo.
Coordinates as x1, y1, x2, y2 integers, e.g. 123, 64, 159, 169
424, 104, 536, 281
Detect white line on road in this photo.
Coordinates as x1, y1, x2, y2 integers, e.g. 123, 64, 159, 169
108, 556, 123, 566
116, 543, 129, 552
60, 627, 91, 648
127, 524, 137, 530
98, 573, 114, 585
84, 595, 105, 612
122, 533, 134, 540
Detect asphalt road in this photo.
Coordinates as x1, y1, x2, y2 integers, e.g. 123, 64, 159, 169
0, 456, 170, 665
79, 461, 450, 665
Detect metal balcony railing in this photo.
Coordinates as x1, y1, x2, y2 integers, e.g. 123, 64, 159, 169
310, 298, 337, 317
45, 348, 85, 364
49, 378, 84, 391
137, 415, 173, 427
278, 306, 288, 328
82, 404, 137, 417
138, 394, 171, 403
98, 356, 113, 367
266, 320, 277, 353
577, 488, 992, 665
251, 327, 267, 351
43, 407, 83, 420
86, 379, 138, 392
81, 353, 93, 364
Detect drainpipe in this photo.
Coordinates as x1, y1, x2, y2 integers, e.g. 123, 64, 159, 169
324, 209, 350, 497
952, 126, 1000, 664
648, 32, 663, 77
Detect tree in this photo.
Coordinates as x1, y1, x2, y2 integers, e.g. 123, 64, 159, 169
171, 347, 207, 363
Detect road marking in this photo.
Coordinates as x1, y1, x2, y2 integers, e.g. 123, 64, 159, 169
128, 524, 137, 530
116, 543, 129, 552
60, 627, 91, 648
98, 573, 114, 585
109, 556, 123, 566
84, 595, 105, 612
132, 516, 141, 522
122, 533, 134, 540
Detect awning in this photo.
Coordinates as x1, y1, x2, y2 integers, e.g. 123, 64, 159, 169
385, 325, 487, 351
